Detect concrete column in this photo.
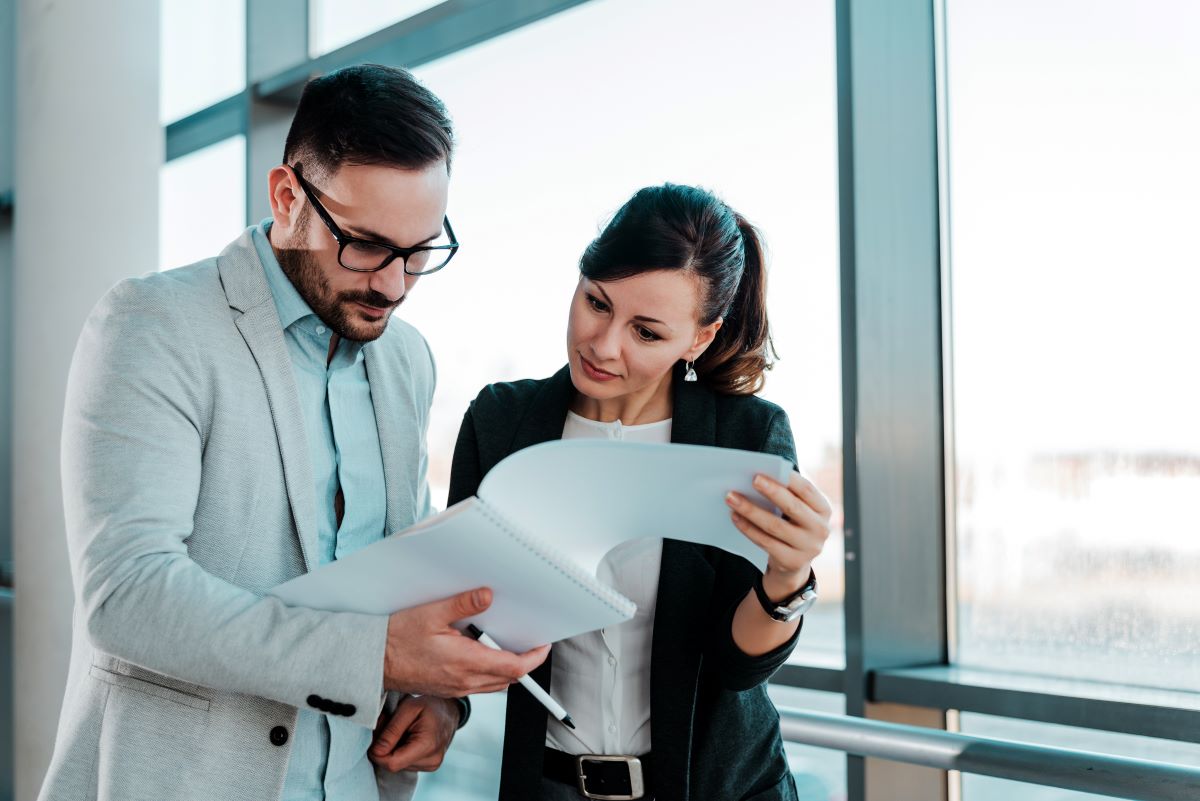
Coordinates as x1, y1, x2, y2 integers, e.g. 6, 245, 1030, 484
13, 1, 160, 798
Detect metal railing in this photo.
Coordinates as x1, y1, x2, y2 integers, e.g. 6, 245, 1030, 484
779, 708, 1200, 801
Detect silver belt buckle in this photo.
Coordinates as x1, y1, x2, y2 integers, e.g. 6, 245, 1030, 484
575, 754, 645, 800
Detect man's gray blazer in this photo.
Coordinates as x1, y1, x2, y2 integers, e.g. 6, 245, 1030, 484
40, 229, 436, 801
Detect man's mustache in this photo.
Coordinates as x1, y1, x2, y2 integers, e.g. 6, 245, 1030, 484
341, 289, 402, 310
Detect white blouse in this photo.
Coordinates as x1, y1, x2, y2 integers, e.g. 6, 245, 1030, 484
546, 411, 671, 756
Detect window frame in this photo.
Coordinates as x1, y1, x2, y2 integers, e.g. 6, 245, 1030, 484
156, 2, 1200, 799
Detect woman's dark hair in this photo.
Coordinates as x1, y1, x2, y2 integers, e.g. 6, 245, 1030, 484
283, 64, 454, 179
579, 183, 775, 396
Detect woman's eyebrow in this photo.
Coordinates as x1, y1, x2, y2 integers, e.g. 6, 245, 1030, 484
594, 283, 674, 331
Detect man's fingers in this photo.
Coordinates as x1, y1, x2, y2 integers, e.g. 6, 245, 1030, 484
515, 644, 551, 674
439, 587, 493, 624
374, 733, 432, 772
457, 638, 548, 684
371, 702, 421, 757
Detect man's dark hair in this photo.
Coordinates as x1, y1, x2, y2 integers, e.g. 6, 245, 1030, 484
283, 63, 454, 179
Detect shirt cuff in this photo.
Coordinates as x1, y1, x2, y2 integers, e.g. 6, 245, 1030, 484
453, 696, 471, 729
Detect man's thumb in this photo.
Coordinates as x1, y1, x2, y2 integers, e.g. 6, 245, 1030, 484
445, 587, 492, 621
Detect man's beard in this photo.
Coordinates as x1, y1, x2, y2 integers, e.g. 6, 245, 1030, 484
275, 215, 401, 343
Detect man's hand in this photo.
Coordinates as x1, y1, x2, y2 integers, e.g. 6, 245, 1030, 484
369, 695, 459, 773
383, 586, 549, 697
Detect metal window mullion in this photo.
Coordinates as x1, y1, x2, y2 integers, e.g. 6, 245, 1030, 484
255, 0, 596, 104
873, 666, 1200, 744
837, 0, 947, 797
245, 0, 309, 225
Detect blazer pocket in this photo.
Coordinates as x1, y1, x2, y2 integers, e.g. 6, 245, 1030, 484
88, 665, 212, 711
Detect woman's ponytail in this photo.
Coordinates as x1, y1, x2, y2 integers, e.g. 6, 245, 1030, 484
694, 216, 775, 395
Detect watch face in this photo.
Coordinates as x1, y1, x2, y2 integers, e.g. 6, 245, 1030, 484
775, 589, 818, 621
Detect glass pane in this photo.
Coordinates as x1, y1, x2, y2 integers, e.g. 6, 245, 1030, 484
947, 1, 1200, 689
405, 0, 844, 662
159, 136, 246, 271
309, 0, 443, 56
769, 687, 849, 801
959, 712, 1200, 801
160, 0, 246, 123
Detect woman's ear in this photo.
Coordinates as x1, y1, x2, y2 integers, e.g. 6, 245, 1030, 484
684, 318, 723, 361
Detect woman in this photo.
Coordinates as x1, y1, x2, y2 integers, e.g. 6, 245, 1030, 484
448, 184, 832, 801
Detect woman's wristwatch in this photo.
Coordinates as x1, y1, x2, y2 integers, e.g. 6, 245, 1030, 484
753, 568, 818, 622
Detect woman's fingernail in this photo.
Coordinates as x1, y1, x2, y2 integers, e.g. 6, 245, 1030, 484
725, 492, 739, 506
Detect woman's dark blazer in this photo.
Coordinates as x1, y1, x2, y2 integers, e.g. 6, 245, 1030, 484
447, 364, 803, 801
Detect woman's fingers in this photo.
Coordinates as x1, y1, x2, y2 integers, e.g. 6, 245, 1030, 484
727, 471, 832, 574
787, 471, 833, 519
753, 472, 831, 523
727, 487, 828, 546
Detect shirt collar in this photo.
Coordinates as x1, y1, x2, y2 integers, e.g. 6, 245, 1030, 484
253, 218, 317, 331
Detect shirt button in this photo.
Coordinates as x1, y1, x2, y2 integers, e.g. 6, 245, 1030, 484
269, 726, 289, 746
608, 723, 617, 733
316, 325, 326, 334
608, 656, 617, 666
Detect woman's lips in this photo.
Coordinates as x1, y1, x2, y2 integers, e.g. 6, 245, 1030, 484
580, 355, 619, 382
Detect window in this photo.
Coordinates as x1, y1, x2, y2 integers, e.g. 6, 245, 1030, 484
405, 0, 844, 661
159, 136, 246, 271
309, 0, 443, 56
160, 0, 246, 124
947, 0, 1200, 691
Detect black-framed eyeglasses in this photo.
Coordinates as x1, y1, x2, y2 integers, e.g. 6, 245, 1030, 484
290, 163, 459, 276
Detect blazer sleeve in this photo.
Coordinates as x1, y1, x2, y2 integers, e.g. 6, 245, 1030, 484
704, 407, 804, 692
447, 403, 485, 506
62, 278, 387, 729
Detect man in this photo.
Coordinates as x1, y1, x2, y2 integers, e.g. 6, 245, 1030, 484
40, 64, 547, 801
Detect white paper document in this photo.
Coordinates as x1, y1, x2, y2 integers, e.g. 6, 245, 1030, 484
270, 440, 792, 652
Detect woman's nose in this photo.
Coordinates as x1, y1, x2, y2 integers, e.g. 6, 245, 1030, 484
590, 323, 622, 361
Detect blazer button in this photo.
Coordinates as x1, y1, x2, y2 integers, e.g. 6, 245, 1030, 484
270, 726, 289, 747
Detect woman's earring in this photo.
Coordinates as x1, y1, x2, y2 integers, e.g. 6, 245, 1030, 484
684, 360, 698, 382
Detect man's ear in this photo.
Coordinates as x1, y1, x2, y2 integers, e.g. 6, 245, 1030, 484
266, 165, 302, 232
684, 318, 723, 361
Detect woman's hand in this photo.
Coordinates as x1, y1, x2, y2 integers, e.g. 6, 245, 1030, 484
726, 471, 833, 599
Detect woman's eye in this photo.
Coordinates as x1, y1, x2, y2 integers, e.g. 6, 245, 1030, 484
635, 326, 661, 342
586, 294, 609, 313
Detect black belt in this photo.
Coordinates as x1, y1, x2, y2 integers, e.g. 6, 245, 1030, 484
543, 747, 654, 800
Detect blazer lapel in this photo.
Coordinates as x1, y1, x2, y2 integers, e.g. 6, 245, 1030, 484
364, 344, 418, 536
497, 366, 576, 798
649, 367, 719, 800
510, 365, 575, 453
219, 231, 320, 572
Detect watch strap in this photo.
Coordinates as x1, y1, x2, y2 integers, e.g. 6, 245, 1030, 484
754, 568, 817, 622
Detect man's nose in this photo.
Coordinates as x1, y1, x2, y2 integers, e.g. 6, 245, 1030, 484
367, 260, 408, 304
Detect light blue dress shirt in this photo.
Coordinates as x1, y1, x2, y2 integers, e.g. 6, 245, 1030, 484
254, 221, 387, 801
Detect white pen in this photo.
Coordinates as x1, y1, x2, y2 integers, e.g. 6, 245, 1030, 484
466, 624, 575, 729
